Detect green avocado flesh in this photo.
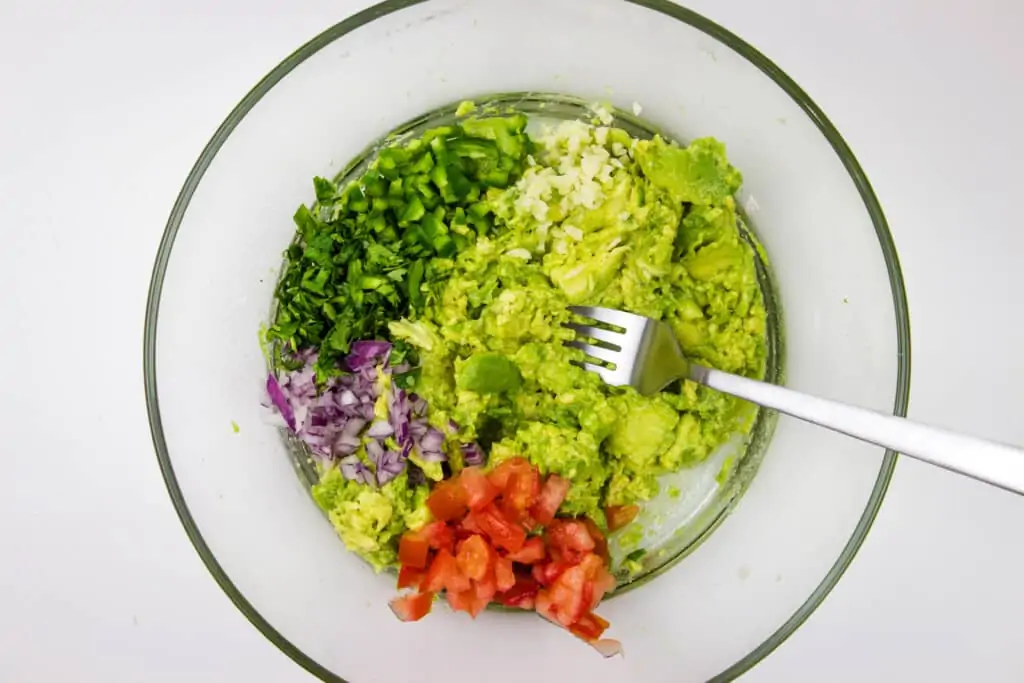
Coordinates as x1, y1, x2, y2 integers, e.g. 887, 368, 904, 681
295, 106, 768, 570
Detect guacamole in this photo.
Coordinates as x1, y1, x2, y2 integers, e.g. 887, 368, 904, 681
273, 108, 767, 570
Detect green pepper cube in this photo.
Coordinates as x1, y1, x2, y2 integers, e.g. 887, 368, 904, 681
449, 137, 500, 161
433, 233, 456, 257
409, 153, 434, 175
460, 114, 528, 158
420, 212, 445, 239
400, 196, 426, 224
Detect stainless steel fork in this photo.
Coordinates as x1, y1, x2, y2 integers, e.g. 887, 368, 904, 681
566, 305, 1024, 496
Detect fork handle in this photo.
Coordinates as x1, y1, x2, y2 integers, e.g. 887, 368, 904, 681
690, 364, 1024, 496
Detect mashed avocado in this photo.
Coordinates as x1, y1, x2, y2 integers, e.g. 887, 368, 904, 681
312, 468, 430, 571
386, 118, 767, 527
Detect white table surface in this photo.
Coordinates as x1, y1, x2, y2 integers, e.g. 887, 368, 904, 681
2, 0, 1022, 680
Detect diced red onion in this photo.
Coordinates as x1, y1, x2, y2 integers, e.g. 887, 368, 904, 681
365, 439, 384, 461
409, 419, 429, 439
461, 442, 485, 466
376, 449, 406, 485
419, 428, 444, 454
418, 448, 447, 463
266, 375, 296, 431
341, 418, 367, 438
346, 340, 392, 372
334, 434, 361, 455
410, 394, 428, 417
389, 389, 412, 447
265, 341, 489, 487
367, 420, 394, 439
339, 455, 375, 486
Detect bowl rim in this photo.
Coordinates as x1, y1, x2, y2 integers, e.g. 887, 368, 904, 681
142, 1, 910, 680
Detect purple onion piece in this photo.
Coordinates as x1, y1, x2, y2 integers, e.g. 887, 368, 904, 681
358, 467, 377, 487
345, 340, 392, 372
417, 448, 448, 463
367, 420, 394, 439
376, 449, 406, 485
333, 434, 361, 456
389, 389, 412, 447
410, 396, 428, 417
419, 428, 445, 454
339, 455, 373, 486
409, 419, 429, 439
341, 418, 367, 438
461, 442, 485, 466
266, 374, 296, 431
365, 439, 385, 461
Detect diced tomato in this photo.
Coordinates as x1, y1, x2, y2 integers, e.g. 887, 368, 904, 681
605, 504, 640, 532
422, 549, 471, 594
459, 511, 482, 535
490, 457, 540, 522
397, 564, 425, 590
390, 457, 620, 651
426, 479, 468, 522
459, 466, 500, 511
579, 553, 616, 608
455, 534, 493, 581
474, 504, 526, 552
389, 592, 434, 622
530, 474, 570, 525
419, 520, 455, 553
568, 611, 610, 641
547, 564, 589, 627
582, 518, 609, 564
474, 571, 497, 601
494, 556, 516, 592
532, 561, 571, 587
506, 536, 546, 564
506, 469, 540, 512
497, 576, 540, 609
398, 533, 430, 570
546, 519, 596, 564
446, 589, 490, 618
487, 456, 533, 490
534, 589, 556, 623
467, 594, 490, 618
502, 473, 540, 523
445, 588, 471, 613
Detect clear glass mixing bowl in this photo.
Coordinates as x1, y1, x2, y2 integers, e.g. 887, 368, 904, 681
144, 1, 910, 681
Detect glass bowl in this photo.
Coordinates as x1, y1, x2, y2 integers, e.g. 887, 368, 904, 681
144, 1, 910, 681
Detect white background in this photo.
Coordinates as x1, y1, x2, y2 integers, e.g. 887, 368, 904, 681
2, 0, 1022, 680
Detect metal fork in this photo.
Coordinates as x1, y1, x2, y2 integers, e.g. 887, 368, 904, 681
566, 305, 1024, 496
